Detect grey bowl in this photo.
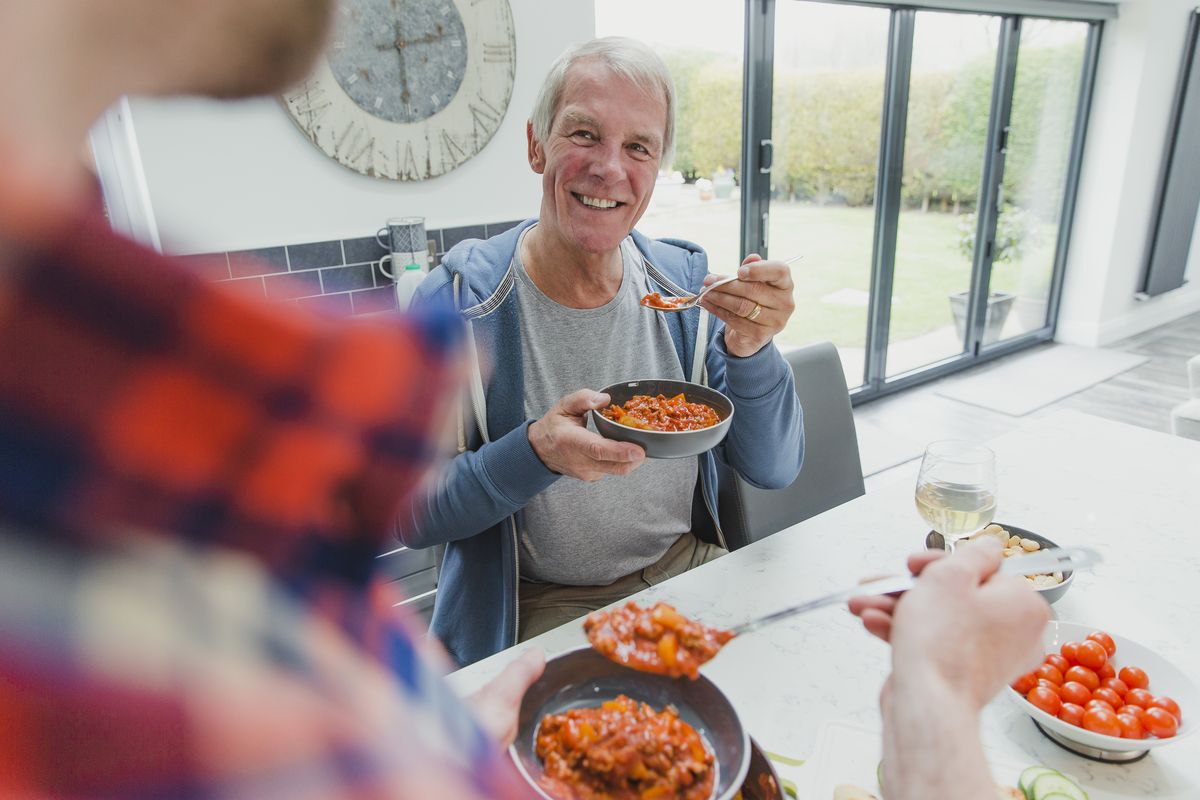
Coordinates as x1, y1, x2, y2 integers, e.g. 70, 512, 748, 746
742, 738, 786, 800
592, 379, 734, 459
509, 646, 751, 800
925, 523, 1074, 604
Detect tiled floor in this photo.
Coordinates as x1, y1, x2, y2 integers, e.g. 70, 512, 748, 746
856, 310, 1200, 493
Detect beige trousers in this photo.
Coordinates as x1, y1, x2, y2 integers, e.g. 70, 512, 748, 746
517, 532, 726, 642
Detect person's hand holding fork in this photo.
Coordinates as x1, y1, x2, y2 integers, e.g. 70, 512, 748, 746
699, 253, 798, 358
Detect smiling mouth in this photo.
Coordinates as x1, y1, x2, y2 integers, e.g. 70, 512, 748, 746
573, 193, 623, 210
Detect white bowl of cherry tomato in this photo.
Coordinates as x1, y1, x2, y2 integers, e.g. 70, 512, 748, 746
1008, 621, 1195, 754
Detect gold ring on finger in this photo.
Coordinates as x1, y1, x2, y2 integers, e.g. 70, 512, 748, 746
745, 302, 763, 321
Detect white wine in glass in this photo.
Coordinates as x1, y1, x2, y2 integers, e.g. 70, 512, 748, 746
915, 441, 997, 545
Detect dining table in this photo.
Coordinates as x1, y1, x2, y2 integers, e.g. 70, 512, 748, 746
446, 409, 1200, 797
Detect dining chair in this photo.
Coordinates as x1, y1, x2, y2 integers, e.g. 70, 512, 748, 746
717, 340, 865, 550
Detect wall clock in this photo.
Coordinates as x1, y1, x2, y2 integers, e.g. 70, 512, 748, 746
282, 0, 516, 181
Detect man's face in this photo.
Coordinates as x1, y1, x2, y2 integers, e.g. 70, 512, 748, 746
528, 59, 667, 256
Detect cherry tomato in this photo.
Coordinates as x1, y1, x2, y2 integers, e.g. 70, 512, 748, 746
1059, 702, 1086, 727
1151, 696, 1182, 724
1011, 672, 1038, 695
1143, 707, 1179, 738
1036, 663, 1064, 685
1061, 641, 1082, 664
1082, 706, 1121, 737
1101, 677, 1129, 699
1126, 688, 1155, 709
1096, 661, 1116, 681
1065, 665, 1100, 692
1093, 687, 1124, 710
1076, 640, 1109, 670
1086, 698, 1117, 716
1038, 679, 1064, 699
1117, 712, 1147, 740
1087, 631, 1117, 657
1059, 681, 1092, 706
1027, 685, 1063, 716
1119, 665, 1149, 691
1045, 653, 1070, 674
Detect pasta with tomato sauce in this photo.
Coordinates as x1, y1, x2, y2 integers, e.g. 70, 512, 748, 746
600, 393, 720, 433
585, 601, 735, 680
535, 694, 716, 800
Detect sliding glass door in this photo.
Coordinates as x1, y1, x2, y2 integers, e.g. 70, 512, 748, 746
988, 19, 1091, 343
769, 1, 891, 389
598, 0, 1103, 402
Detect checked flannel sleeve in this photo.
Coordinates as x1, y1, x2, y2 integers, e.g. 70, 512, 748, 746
0, 197, 533, 799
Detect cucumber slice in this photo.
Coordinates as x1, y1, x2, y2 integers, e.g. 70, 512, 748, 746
1039, 794, 1082, 800
1018, 766, 1059, 798
1031, 772, 1088, 800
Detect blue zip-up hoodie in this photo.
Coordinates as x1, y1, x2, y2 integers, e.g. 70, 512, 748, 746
399, 219, 804, 667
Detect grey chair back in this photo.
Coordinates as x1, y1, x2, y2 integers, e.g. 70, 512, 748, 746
374, 544, 440, 623
717, 341, 864, 550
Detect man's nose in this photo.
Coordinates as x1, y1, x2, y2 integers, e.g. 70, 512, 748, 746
587, 142, 623, 182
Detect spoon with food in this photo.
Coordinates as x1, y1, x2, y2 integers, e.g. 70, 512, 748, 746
586, 547, 1101, 679
639, 254, 805, 312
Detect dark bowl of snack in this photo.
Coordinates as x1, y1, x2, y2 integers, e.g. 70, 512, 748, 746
510, 645, 751, 800
925, 523, 1074, 604
738, 738, 787, 800
592, 378, 734, 459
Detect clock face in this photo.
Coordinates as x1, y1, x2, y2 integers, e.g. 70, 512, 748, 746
282, 0, 516, 181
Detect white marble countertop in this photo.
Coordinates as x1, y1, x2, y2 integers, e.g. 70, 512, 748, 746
448, 410, 1200, 797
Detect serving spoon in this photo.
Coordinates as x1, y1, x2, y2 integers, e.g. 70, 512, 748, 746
731, 545, 1101, 635
640, 253, 805, 312
586, 547, 1101, 677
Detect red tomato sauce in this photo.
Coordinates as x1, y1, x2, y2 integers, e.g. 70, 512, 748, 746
640, 291, 693, 310
600, 393, 720, 433
585, 601, 735, 680
536, 694, 715, 800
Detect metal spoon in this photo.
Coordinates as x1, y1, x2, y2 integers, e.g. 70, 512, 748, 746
730, 546, 1101, 636
641, 253, 805, 312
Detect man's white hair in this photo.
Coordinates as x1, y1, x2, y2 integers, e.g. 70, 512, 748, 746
530, 36, 675, 164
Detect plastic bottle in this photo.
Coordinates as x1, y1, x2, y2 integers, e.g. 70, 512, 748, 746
393, 262, 425, 311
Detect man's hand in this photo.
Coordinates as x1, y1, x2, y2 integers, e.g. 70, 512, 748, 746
699, 254, 796, 358
849, 539, 1049, 710
528, 389, 646, 481
466, 648, 545, 747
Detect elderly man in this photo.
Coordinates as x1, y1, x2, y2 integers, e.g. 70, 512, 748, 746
401, 37, 805, 666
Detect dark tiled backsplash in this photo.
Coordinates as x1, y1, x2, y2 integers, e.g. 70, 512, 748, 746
183, 219, 524, 316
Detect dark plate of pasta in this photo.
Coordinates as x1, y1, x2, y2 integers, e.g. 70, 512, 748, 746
510, 646, 751, 800
592, 379, 734, 459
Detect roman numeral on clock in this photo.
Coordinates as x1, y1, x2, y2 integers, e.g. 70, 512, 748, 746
483, 42, 513, 63
440, 129, 467, 171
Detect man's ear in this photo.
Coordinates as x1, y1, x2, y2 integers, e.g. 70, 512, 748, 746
527, 120, 545, 174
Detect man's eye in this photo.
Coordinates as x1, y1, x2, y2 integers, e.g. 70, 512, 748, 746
571, 130, 595, 140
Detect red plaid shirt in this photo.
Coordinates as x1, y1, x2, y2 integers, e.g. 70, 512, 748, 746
0, 173, 533, 798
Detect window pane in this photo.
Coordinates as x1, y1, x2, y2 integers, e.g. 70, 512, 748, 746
771, 1, 891, 390
595, 1, 744, 274
887, 12, 999, 378
990, 19, 1089, 340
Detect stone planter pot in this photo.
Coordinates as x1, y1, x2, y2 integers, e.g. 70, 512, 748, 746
948, 290, 1017, 345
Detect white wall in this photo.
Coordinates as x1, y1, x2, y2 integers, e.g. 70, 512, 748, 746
125, 0, 595, 255
1057, 0, 1200, 345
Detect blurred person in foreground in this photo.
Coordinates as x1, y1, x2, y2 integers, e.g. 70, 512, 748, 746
399, 37, 804, 666
0, 1, 542, 796
849, 538, 1050, 800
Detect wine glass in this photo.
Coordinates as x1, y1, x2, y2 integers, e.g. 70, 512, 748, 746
914, 440, 997, 550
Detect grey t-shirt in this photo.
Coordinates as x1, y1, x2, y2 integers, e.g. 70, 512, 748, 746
514, 232, 697, 585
